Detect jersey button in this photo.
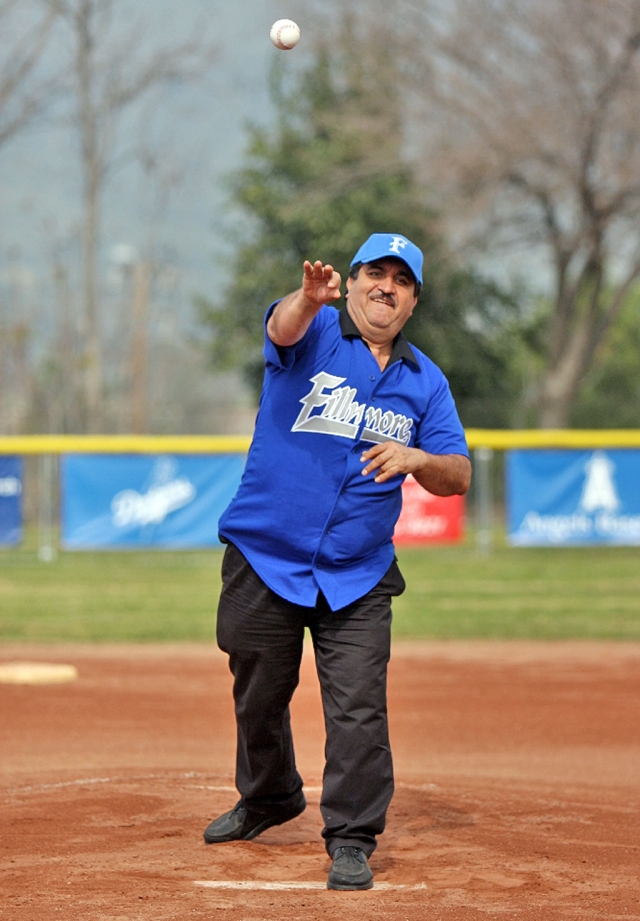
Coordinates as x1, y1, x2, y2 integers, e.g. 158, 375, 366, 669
369, 375, 375, 381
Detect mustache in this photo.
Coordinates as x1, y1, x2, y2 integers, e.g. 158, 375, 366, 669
370, 291, 395, 307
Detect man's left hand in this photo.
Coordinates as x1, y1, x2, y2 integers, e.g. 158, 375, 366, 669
360, 443, 426, 483
360, 444, 471, 495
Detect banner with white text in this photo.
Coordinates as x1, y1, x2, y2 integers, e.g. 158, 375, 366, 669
61, 454, 245, 549
394, 475, 465, 545
507, 449, 640, 546
0, 456, 23, 546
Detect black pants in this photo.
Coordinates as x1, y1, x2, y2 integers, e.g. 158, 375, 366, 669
216, 543, 405, 857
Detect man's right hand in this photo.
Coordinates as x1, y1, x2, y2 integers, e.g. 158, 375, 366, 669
301, 260, 342, 307
267, 260, 342, 348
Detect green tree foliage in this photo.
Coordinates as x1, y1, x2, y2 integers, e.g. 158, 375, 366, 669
199, 33, 520, 426
570, 294, 640, 428
405, 269, 520, 429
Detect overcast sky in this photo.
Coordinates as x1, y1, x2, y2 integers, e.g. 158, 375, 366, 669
0, 0, 546, 338
0, 0, 312, 317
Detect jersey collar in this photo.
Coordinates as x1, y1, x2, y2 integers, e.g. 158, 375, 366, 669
339, 306, 419, 366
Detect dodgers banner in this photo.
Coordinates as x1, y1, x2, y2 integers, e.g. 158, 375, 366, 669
0, 456, 23, 546
61, 454, 245, 549
507, 449, 640, 546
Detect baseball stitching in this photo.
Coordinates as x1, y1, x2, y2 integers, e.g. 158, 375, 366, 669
277, 24, 297, 48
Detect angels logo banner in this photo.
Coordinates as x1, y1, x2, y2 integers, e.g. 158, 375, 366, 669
507, 449, 640, 546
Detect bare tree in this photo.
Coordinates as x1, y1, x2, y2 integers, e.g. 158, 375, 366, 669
0, 2, 59, 434
404, 0, 640, 426
0, 0, 58, 146
46, 0, 216, 431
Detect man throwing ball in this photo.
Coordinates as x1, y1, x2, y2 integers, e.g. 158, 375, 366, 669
204, 234, 471, 890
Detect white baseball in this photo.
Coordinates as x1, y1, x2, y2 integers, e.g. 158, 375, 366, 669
269, 19, 301, 50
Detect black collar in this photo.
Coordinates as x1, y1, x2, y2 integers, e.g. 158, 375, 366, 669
339, 307, 419, 367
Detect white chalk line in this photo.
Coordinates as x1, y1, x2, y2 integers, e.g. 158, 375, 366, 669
7, 778, 433, 797
4, 774, 435, 798
195, 880, 427, 891
2, 773, 237, 797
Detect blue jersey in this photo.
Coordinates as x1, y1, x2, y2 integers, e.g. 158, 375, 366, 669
218, 304, 468, 610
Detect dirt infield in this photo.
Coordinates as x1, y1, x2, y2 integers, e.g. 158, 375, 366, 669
1, 641, 639, 920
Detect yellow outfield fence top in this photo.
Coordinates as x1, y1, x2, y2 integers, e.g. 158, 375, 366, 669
0, 435, 253, 454
464, 429, 640, 449
1, 430, 640, 454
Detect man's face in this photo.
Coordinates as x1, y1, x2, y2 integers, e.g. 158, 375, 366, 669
345, 258, 418, 345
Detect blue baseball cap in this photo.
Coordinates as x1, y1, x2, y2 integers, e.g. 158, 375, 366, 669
350, 233, 423, 285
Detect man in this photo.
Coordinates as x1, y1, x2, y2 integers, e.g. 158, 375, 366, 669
204, 233, 471, 890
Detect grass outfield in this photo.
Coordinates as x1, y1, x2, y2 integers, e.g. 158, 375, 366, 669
0, 533, 639, 642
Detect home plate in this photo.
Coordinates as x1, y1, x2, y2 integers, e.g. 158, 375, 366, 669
0, 662, 79, 685
195, 881, 427, 891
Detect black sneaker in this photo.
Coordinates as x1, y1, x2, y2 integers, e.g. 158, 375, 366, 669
327, 846, 374, 890
203, 791, 306, 844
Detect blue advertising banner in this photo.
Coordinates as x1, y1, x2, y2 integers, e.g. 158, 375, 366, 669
0, 456, 23, 546
61, 454, 245, 549
507, 449, 640, 546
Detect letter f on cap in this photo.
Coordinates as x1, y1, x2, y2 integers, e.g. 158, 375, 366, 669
389, 236, 408, 255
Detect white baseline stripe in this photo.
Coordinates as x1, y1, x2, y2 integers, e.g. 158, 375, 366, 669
5, 779, 432, 797
195, 881, 427, 891
4, 774, 237, 797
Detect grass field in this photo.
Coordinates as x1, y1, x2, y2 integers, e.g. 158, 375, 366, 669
1, 530, 639, 642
